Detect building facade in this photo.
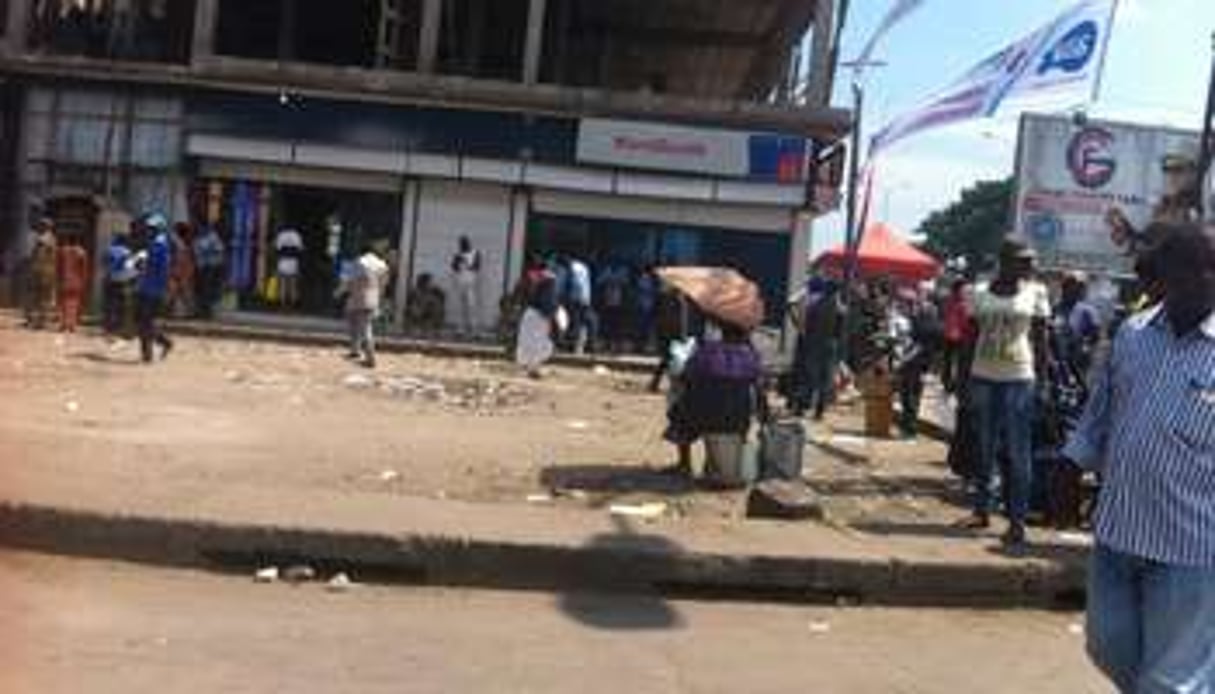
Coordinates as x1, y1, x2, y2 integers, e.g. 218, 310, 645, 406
0, 0, 849, 328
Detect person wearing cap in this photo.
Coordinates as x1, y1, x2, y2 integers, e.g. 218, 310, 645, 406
134, 213, 174, 363
957, 239, 1051, 550
23, 218, 58, 330
103, 229, 136, 338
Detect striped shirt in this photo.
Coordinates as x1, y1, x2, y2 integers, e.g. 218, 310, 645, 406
1063, 306, 1215, 567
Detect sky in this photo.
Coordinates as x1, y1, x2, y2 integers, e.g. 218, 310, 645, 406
811, 0, 1214, 255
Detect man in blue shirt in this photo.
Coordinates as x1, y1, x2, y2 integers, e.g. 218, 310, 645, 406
134, 213, 174, 363
1064, 222, 1215, 693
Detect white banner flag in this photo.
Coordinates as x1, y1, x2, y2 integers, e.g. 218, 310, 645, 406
870, 0, 1118, 156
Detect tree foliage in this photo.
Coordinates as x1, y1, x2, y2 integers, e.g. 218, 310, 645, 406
916, 178, 1014, 272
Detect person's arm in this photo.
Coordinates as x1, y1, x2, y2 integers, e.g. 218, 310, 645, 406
1061, 337, 1117, 472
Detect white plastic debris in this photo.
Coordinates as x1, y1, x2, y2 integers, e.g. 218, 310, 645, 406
1054, 531, 1093, 547
283, 565, 317, 583
326, 573, 355, 592
608, 502, 667, 519
592, 365, 612, 377
1068, 622, 1084, 636
526, 493, 554, 504
342, 373, 375, 389
64, 401, 80, 414
565, 420, 591, 431
808, 620, 832, 634
254, 566, 279, 583
378, 469, 401, 482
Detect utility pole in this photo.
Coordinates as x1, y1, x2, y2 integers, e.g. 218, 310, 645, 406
835, 59, 884, 366
1196, 31, 1215, 218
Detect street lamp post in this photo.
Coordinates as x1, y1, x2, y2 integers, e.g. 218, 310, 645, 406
1196, 32, 1215, 218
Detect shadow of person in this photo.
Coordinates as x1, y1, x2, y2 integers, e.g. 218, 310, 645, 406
70, 349, 142, 366
556, 515, 685, 631
539, 463, 695, 505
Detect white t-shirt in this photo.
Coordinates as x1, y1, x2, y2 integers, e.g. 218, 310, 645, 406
452, 249, 480, 289
346, 253, 390, 313
969, 280, 1051, 382
275, 229, 304, 277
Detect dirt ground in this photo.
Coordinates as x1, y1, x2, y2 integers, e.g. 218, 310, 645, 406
0, 551, 1105, 694
0, 314, 969, 531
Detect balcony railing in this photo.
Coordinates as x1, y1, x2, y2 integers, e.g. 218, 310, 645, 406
27, 0, 194, 64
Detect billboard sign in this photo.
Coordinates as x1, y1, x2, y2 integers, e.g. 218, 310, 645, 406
1013, 113, 1201, 273
576, 118, 807, 182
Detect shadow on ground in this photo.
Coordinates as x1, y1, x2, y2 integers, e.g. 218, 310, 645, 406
808, 474, 969, 508
70, 350, 142, 366
556, 515, 685, 631
539, 464, 695, 503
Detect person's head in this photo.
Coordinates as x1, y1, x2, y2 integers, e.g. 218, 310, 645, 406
1060, 273, 1088, 305
458, 236, 471, 253
718, 321, 750, 343
997, 239, 1035, 281
950, 278, 968, 297
417, 273, 433, 289
33, 217, 54, 235
173, 221, 192, 240
141, 212, 168, 237
1152, 222, 1215, 334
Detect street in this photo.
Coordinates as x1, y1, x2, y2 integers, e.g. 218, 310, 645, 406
0, 551, 1105, 693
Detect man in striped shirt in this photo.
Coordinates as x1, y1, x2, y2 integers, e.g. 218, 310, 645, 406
1063, 222, 1215, 693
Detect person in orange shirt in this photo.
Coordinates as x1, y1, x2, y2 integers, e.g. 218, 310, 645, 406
56, 234, 90, 333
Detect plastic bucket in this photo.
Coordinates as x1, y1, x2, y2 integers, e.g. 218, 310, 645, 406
761, 419, 807, 480
703, 434, 755, 487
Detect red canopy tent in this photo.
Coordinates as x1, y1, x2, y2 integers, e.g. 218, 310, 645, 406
815, 222, 941, 283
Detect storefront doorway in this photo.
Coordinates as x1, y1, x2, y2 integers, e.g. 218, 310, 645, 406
200, 179, 402, 317
526, 213, 790, 325
272, 185, 402, 315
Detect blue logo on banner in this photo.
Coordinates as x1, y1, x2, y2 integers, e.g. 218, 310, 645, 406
1038, 20, 1099, 75
1026, 212, 1064, 247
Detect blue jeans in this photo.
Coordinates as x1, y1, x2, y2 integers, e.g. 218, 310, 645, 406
1088, 545, 1215, 693
969, 378, 1034, 526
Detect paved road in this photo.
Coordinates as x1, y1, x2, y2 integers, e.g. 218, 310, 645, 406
0, 552, 1105, 693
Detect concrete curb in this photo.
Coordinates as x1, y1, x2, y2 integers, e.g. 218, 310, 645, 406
164, 320, 655, 373
0, 501, 1086, 607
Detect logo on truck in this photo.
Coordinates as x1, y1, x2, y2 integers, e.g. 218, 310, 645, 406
1066, 126, 1116, 189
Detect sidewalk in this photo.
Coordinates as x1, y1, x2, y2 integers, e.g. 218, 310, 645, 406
167, 312, 657, 372
0, 313, 1086, 606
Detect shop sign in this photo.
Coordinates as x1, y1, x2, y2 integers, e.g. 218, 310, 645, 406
576, 118, 807, 181
1013, 112, 1200, 274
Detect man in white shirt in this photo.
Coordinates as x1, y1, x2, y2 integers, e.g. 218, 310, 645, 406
450, 236, 481, 335
275, 227, 304, 308
340, 244, 390, 369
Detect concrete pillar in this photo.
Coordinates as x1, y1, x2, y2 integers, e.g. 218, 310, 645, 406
3, 0, 31, 54
785, 210, 812, 338
417, 0, 442, 74
393, 179, 420, 329
805, 0, 836, 107
521, 0, 547, 84
191, 0, 219, 62
505, 187, 529, 296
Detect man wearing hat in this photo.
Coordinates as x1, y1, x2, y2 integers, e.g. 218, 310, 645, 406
957, 239, 1052, 550
134, 213, 174, 363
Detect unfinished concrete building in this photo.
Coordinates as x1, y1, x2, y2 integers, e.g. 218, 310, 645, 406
0, 0, 849, 328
